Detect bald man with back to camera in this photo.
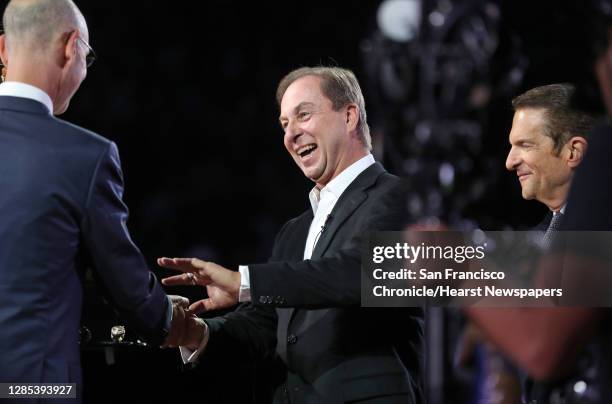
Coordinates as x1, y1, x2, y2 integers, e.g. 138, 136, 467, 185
0, 0, 200, 398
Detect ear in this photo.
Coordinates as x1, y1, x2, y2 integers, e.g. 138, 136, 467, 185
0, 34, 8, 68
565, 136, 588, 168
345, 103, 359, 133
62, 30, 79, 68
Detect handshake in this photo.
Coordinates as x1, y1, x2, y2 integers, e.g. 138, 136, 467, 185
158, 257, 243, 350
162, 295, 206, 350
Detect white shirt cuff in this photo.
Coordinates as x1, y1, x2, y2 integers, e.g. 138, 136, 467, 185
179, 320, 210, 364
238, 265, 251, 302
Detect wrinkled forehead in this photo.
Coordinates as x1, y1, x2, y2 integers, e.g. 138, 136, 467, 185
279, 75, 328, 118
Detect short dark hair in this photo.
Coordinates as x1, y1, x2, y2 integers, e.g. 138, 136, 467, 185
276, 66, 371, 150
512, 83, 596, 152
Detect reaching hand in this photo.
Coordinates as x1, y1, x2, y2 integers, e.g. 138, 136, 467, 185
159, 257, 241, 313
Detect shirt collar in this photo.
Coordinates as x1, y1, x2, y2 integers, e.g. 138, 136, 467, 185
308, 153, 375, 213
0, 81, 53, 114
558, 204, 566, 215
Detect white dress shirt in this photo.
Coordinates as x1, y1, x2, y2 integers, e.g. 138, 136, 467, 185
0, 81, 53, 113
181, 154, 376, 363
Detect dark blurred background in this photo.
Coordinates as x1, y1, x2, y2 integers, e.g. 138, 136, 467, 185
1, 0, 605, 402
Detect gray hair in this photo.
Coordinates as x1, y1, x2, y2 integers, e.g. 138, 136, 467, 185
276, 66, 372, 150
3, 0, 83, 51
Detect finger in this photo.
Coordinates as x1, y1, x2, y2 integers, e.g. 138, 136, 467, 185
157, 257, 206, 272
189, 299, 215, 314
157, 257, 195, 272
168, 294, 190, 308
161, 273, 196, 286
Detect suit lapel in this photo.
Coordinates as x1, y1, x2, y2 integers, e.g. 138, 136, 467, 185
534, 211, 553, 231
311, 162, 385, 259
276, 163, 386, 363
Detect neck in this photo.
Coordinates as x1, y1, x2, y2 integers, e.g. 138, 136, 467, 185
315, 145, 368, 189
5, 54, 57, 101
541, 175, 572, 213
544, 195, 567, 213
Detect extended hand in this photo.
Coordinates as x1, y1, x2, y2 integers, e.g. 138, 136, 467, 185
159, 257, 241, 313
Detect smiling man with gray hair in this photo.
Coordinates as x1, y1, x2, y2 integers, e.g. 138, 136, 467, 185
159, 66, 423, 403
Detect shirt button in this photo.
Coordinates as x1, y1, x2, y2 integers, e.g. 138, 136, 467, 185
287, 334, 298, 344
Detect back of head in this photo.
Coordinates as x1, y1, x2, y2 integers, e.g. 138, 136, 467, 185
512, 83, 597, 153
3, 0, 83, 54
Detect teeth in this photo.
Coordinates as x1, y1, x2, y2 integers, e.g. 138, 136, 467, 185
298, 144, 317, 157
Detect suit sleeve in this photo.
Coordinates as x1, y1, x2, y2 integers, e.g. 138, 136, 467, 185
249, 179, 409, 309
81, 142, 170, 345
199, 221, 297, 362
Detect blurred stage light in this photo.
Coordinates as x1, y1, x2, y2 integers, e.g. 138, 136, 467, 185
377, 0, 422, 42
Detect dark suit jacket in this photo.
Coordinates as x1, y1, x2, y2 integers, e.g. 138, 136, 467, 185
205, 163, 423, 403
524, 122, 612, 403
0, 96, 170, 385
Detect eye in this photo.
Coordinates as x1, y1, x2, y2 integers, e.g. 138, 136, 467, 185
515, 141, 532, 149
297, 111, 311, 121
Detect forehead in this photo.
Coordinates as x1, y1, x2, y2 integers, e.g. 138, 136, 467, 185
509, 108, 549, 141
279, 75, 329, 117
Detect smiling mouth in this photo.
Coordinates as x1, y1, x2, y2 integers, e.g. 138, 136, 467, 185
297, 144, 317, 158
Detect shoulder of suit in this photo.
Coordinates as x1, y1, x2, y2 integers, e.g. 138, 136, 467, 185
374, 170, 406, 191
47, 116, 112, 151
284, 209, 312, 227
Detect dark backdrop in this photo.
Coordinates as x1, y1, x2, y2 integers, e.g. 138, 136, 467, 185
0, 0, 601, 402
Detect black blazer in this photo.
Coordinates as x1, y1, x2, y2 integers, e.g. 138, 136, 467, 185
0, 96, 170, 385
205, 163, 423, 403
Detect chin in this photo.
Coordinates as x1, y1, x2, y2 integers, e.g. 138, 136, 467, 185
521, 191, 535, 200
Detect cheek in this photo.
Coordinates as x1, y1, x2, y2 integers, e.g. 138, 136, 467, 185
521, 153, 537, 170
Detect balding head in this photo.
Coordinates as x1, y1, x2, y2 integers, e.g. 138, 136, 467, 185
0, 0, 90, 115
3, 0, 86, 52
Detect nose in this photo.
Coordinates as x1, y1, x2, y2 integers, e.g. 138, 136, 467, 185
284, 119, 302, 145
505, 147, 519, 171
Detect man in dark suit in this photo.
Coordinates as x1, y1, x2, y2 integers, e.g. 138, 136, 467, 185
505, 83, 592, 223
468, 83, 597, 403
0, 0, 196, 390
159, 67, 423, 403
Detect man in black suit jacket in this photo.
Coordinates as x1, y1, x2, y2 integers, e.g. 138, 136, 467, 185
468, 83, 597, 403
160, 67, 423, 403
0, 0, 196, 391
505, 84, 591, 220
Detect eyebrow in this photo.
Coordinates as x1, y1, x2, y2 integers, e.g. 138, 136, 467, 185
279, 101, 316, 124
510, 138, 534, 146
